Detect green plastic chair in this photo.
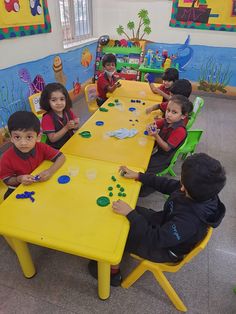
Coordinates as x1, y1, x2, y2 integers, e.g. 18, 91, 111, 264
41, 133, 47, 143
157, 129, 204, 177
186, 97, 204, 130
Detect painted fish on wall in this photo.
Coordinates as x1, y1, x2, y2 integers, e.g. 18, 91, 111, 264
18, 68, 45, 96
53, 55, 67, 86
174, 35, 193, 72
81, 48, 93, 67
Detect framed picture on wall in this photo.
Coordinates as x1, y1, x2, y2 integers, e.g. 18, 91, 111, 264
170, 0, 236, 32
0, 0, 51, 40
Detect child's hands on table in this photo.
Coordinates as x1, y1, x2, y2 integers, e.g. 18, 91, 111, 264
112, 200, 133, 216
119, 166, 139, 180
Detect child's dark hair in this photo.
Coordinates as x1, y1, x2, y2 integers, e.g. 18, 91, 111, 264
8, 111, 40, 134
181, 153, 226, 201
169, 94, 193, 116
102, 53, 117, 67
169, 79, 192, 98
40, 82, 72, 112
162, 68, 179, 82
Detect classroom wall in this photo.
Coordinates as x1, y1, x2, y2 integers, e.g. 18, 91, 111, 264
93, 0, 236, 48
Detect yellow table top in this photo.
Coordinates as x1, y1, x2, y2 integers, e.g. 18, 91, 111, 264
0, 154, 142, 264
62, 96, 159, 170
110, 80, 162, 102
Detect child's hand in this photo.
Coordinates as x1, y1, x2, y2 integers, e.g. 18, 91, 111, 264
144, 73, 149, 82
147, 73, 155, 84
146, 123, 159, 136
18, 175, 35, 185
115, 81, 121, 88
119, 166, 139, 180
146, 106, 154, 114
66, 120, 76, 130
112, 200, 133, 216
37, 169, 52, 182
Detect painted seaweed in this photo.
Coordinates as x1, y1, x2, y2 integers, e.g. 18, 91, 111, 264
198, 57, 232, 93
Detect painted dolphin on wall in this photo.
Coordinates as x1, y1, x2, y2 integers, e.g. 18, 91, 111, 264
174, 35, 193, 72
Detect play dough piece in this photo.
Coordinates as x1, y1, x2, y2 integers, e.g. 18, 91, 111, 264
96, 121, 104, 126
99, 107, 108, 112
108, 103, 115, 107
129, 107, 136, 112
58, 175, 70, 184
79, 131, 91, 138
97, 196, 110, 207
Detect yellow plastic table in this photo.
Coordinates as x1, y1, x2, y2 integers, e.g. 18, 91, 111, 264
62, 96, 160, 170
110, 80, 163, 102
0, 154, 142, 299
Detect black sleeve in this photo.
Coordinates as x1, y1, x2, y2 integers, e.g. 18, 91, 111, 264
127, 209, 199, 249
138, 173, 181, 195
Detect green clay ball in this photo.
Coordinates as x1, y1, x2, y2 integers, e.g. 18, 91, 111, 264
109, 192, 113, 197
108, 103, 115, 107
99, 107, 108, 112
116, 184, 121, 188
118, 192, 122, 197
108, 186, 113, 191
79, 131, 91, 138
97, 196, 110, 207
122, 193, 126, 197
120, 187, 124, 192
111, 176, 117, 181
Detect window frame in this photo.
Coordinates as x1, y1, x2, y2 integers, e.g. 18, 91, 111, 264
59, 0, 96, 49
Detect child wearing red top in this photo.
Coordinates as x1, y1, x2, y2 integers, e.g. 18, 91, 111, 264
146, 67, 179, 103
145, 95, 193, 175
146, 79, 192, 126
96, 53, 121, 106
40, 83, 79, 149
0, 111, 65, 199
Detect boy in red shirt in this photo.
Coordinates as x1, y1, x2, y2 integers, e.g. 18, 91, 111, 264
96, 53, 121, 106
0, 111, 65, 199
145, 95, 193, 176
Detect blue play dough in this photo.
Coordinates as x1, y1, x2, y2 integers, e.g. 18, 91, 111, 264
58, 175, 70, 184
96, 121, 104, 126
144, 130, 148, 135
129, 107, 136, 112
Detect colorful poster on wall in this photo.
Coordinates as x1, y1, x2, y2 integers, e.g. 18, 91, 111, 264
0, 0, 51, 40
170, 0, 236, 32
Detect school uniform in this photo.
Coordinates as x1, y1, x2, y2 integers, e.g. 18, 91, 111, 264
96, 72, 117, 106
0, 142, 61, 199
41, 109, 77, 149
126, 175, 225, 262
146, 118, 186, 174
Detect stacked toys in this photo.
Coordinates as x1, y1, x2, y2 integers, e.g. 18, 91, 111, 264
143, 49, 173, 69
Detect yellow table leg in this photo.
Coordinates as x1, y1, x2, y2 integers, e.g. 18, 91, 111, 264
97, 261, 110, 300
9, 237, 36, 278
3, 236, 15, 251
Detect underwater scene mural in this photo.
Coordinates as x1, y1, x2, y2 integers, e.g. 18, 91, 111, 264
0, 42, 96, 127
146, 38, 236, 95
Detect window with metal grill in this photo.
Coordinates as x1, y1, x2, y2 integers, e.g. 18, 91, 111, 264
59, 0, 94, 48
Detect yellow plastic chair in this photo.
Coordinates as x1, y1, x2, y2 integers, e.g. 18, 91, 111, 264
84, 84, 99, 113
122, 227, 213, 312
28, 92, 45, 119
186, 97, 204, 130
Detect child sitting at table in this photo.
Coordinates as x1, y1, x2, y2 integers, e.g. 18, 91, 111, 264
40, 83, 79, 149
107, 153, 226, 285
146, 79, 192, 118
145, 94, 193, 176
96, 53, 121, 106
147, 67, 179, 102
0, 111, 65, 199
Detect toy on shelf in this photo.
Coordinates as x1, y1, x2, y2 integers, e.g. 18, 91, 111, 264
93, 36, 146, 82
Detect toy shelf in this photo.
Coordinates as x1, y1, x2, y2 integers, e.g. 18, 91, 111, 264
94, 40, 145, 82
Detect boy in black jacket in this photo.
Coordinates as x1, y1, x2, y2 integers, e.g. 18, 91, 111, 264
89, 153, 226, 286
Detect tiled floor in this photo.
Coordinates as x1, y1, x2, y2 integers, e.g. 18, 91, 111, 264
0, 93, 235, 313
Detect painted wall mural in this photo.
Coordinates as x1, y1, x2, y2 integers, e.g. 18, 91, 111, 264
0, 42, 96, 127
170, 0, 236, 32
146, 38, 236, 95
0, 0, 51, 40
